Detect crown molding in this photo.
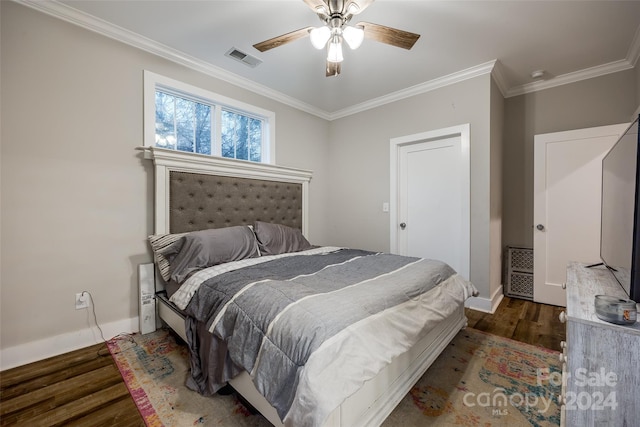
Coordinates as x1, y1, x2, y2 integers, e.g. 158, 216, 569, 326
627, 23, 640, 67
490, 60, 510, 98
505, 59, 634, 98
329, 60, 497, 120
15, 0, 333, 121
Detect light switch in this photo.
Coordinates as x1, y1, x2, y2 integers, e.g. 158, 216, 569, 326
382, 202, 389, 213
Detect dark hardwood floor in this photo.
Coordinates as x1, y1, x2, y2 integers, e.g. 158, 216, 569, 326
465, 296, 566, 352
0, 296, 565, 426
0, 344, 144, 427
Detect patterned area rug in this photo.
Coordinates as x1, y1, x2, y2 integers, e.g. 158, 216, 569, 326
383, 328, 561, 426
108, 328, 561, 426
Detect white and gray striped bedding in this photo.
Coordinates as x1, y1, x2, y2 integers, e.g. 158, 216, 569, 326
175, 247, 477, 427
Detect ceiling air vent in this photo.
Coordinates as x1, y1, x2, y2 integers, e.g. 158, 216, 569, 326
225, 47, 262, 68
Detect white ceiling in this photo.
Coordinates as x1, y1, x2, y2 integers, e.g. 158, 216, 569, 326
25, 0, 640, 118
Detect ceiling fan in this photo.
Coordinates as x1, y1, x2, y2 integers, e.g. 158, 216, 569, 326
253, 0, 420, 77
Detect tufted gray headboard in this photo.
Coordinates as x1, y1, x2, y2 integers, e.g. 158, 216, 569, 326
145, 146, 312, 239
169, 171, 303, 233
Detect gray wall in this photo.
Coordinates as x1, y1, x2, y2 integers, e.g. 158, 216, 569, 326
0, 2, 331, 355
502, 70, 638, 249
636, 63, 640, 115
490, 78, 505, 301
637, 62, 640, 108
326, 74, 498, 303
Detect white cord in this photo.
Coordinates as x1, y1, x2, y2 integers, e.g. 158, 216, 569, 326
81, 290, 107, 343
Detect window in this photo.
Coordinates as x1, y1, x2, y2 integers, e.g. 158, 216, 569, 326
144, 71, 274, 163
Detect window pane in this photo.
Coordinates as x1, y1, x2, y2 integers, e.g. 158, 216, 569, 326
195, 103, 211, 155
155, 92, 176, 149
249, 118, 262, 162
221, 110, 235, 158
236, 115, 249, 161
221, 110, 262, 162
156, 91, 212, 155
175, 97, 195, 152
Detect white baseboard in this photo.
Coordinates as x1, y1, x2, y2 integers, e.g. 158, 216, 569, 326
0, 316, 139, 371
0, 287, 504, 370
465, 286, 504, 314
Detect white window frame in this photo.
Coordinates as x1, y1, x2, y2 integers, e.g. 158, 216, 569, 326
143, 70, 275, 164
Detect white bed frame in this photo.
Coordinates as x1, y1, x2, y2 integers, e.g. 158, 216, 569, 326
143, 147, 467, 427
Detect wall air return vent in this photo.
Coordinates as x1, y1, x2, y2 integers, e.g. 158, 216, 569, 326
225, 47, 262, 68
503, 246, 533, 300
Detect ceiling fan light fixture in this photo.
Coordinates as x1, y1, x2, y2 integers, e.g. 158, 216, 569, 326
310, 26, 331, 49
343, 25, 364, 49
347, 2, 360, 15
253, 0, 420, 77
327, 36, 344, 63
315, 5, 329, 18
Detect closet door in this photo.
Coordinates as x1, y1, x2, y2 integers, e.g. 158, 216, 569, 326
533, 124, 627, 306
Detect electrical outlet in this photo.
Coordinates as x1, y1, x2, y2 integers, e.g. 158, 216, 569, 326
75, 292, 89, 310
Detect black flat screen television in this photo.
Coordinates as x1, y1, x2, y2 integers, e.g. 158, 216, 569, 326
600, 114, 640, 302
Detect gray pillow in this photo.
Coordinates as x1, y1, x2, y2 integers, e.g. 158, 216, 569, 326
253, 221, 312, 255
161, 226, 259, 283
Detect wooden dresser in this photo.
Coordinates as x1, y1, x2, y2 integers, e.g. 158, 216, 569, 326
561, 262, 640, 426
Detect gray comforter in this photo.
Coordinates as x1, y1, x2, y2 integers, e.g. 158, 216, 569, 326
181, 248, 471, 426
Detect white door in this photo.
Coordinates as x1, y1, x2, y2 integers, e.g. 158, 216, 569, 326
390, 125, 470, 280
533, 124, 627, 306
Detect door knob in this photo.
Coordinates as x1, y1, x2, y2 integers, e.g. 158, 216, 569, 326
400, 222, 407, 230
536, 224, 545, 231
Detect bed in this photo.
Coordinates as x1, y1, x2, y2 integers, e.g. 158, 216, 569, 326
142, 147, 477, 427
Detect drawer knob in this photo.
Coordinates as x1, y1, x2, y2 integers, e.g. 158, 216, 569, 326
559, 311, 567, 323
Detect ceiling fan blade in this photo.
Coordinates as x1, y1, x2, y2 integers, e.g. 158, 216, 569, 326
357, 21, 420, 50
326, 61, 341, 77
253, 27, 313, 52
